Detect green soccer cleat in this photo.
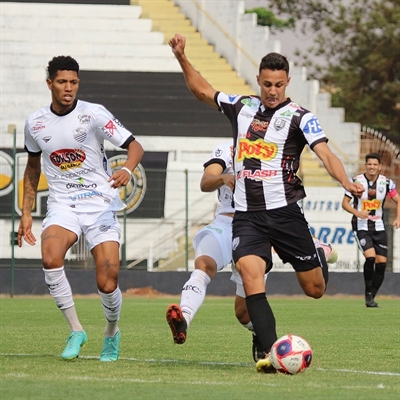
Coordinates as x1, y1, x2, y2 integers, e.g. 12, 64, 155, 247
100, 331, 120, 362
61, 330, 88, 360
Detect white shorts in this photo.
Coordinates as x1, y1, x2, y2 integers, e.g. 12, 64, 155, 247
42, 205, 121, 251
193, 214, 233, 271
230, 262, 269, 298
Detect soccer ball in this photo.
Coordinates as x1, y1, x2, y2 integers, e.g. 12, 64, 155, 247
270, 334, 312, 374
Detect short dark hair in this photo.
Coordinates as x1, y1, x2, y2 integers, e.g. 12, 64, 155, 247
259, 52, 289, 75
365, 152, 381, 163
47, 56, 79, 80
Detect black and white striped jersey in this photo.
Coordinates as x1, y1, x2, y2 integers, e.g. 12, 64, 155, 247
345, 173, 397, 231
215, 93, 328, 211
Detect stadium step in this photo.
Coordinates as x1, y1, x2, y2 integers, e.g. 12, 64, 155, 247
132, 0, 256, 95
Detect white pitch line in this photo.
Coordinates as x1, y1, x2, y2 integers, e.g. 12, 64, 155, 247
1, 353, 400, 377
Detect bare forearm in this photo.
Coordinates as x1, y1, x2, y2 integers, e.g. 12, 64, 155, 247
22, 165, 40, 215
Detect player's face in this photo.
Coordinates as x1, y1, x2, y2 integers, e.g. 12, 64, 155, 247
47, 70, 80, 114
257, 69, 290, 109
365, 158, 381, 179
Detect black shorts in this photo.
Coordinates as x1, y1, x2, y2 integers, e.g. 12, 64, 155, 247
354, 230, 388, 257
232, 202, 321, 272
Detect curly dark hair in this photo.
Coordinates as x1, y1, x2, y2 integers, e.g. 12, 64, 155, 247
47, 56, 79, 80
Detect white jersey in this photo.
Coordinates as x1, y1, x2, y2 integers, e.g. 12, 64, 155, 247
203, 141, 235, 216
24, 100, 135, 212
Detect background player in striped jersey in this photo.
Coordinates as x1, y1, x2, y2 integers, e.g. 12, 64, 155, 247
168, 33, 364, 372
18, 56, 144, 361
342, 152, 400, 307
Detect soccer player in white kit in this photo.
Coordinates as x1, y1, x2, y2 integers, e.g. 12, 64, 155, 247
17, 56, 144, 361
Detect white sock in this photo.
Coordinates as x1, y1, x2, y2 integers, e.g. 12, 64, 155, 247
98, 286, 122, 337
180, 269, 211, 328
43, 267, 82, 331
243, 321, 254, 332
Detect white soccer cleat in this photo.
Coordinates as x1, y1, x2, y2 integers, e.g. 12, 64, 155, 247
313, 238, 338, 264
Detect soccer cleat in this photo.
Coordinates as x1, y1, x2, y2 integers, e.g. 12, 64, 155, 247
365, 292, 379, 308
61, 330, 88, 360
100, 331, 120, 362
256, 353, 276, 374
313, 238, 338, 264
166, 304, 187, 344
252, 333, 267, 362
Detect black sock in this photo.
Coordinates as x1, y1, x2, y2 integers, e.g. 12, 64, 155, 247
371, 262, 386, 297
317, 247, 329, 287
246, 293, 277, 353
363, 257, 375, 293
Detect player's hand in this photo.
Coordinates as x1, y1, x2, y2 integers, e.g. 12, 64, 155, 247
393, 218, 400, 229
357, 210, 370, 220
17, 215, 36, 247
108, 168, 131, 189
346, 182, 364, 198
168, 34, 186, 57
222, 174, 235, 191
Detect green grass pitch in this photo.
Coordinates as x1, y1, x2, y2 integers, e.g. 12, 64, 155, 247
0, 295, 399, 400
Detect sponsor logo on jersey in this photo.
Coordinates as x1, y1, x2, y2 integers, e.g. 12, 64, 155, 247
33, 121, 45, 131
251, 119, 269, 132
241, 97, 259, 109
362, 199, 381, 211
55, 167, 96, 180
65, 177, 97, 190
228, 94, 238, 103
280, 110, 300, 117
303, 117, 322, 134
237, 169, 277, 180
237, 138, 278, 161
288, 102, 303, 110
78, 114, 91, 124
102, 120, 117, 137
50, 148, 86, 170
68, 190, 103, 202
42, 136, 51, 143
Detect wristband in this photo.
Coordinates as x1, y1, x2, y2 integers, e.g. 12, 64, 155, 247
121, 166, 132, 177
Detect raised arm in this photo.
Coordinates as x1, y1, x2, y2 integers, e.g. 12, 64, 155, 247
169, 34, 218, 109
17, 154, 41, 246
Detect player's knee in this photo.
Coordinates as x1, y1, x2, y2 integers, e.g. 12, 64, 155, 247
303, 283, 325, 299
42, 254, 64, 269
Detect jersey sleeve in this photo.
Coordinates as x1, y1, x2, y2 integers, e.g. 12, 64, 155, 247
299, 112, 328, 149
24, 118, 42, 154
93, 105, 135, 147
203, 141, 232, 170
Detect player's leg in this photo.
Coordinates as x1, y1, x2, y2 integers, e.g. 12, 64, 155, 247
354, 231, 379, 307
41, 210, 87, 360
232, 211, 277, 372
370, 231, 388, 302
231, 266, 269, 362
88, 211, 122, 361
166, 215, 233, 344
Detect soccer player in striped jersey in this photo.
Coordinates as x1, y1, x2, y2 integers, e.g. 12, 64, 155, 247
342, 152, 400, 307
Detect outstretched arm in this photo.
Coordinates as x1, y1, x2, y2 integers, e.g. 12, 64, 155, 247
169, 34, 218, 109
313, 142, 364, 197
18, 154, 41, 246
